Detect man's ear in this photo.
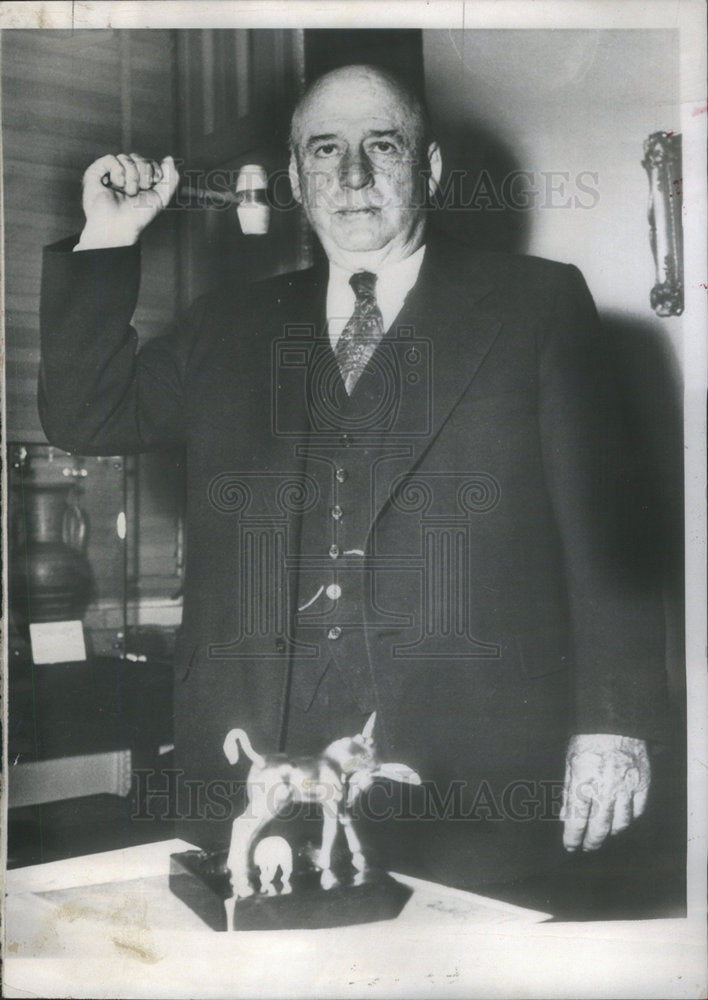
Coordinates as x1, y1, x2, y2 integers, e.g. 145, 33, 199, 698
288, 151, 302, 204
426, 141, 442, 198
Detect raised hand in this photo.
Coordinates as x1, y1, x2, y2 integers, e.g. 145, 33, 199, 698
75, 153, 179, 251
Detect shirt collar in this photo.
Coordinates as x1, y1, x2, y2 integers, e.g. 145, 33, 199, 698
326, 244, 426, 342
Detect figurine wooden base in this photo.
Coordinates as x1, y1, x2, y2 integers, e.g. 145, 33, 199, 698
169, 849, 413, 932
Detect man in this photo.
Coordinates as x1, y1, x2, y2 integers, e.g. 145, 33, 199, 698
39, 65, 667, 890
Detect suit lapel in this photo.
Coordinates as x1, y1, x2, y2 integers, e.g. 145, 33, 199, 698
236, 264, 325, 526
368, 232, 503, 525
270, 262, 327, 446
272, 236, 504, 529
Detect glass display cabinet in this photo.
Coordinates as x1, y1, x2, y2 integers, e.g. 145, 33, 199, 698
6, 443, 181, 865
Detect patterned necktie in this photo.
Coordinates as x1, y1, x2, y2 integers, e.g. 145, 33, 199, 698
334, 271, 384, 395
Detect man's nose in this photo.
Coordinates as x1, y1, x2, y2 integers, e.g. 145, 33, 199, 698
338, 148, 373, 189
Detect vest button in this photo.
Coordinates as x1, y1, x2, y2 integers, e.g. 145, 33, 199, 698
326, 583, 342, 600
327, 626, 342, 640
335, 467, 348, 483
328, 544, 340, 559
331, 505, 343, 520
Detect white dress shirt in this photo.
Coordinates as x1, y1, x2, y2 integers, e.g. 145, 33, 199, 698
326, 244, 426, 351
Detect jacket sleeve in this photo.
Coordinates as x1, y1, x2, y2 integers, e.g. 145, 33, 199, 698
39, 236, 191, 455
538, 264, 669, 743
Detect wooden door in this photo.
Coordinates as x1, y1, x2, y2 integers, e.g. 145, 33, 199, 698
175, 29, 309, 307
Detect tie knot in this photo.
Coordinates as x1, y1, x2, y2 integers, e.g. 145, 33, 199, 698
349, 270, 377, 301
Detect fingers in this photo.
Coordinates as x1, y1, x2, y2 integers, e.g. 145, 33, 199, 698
152, 155, 180, 209
83, 153, 127, 192
562, 815, 588, 851
632, 748, 651, 818
117, 153, 165, 196
563, 781, 614, 851
582, 795, 614, 849
612, 757, 650, 831
129, 152, 163, 192
565, 780, 652, 848
84, 152, 168, 198
559, 755, 571, 824
610, 791, 633, 835
115, 153, 140, 195
632, 781, 649, 818
561, 773, 592, 851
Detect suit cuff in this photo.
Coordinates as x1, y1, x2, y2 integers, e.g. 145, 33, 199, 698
46, 234, 141, 256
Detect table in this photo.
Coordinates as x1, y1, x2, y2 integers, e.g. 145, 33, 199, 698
3, 840, 702, 999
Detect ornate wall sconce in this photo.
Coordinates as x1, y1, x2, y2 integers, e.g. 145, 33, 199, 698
642, 131, 683, 317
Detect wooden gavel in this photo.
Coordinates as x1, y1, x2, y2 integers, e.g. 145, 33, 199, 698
102, 162, 271, 234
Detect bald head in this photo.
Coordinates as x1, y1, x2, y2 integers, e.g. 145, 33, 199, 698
290, 64, 431, 159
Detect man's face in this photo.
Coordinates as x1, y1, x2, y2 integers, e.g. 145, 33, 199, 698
289, 70, 438, 264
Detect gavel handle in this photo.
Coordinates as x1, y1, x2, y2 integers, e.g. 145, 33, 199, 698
181, 187, 267, 207
100, 173, 263, 208
178, 186, 241, 207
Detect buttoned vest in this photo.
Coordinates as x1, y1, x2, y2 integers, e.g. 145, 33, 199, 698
288, 330, 408, 716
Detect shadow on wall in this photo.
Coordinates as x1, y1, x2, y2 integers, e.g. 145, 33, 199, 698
430, 121, 533, 255
599, 310, 685, 709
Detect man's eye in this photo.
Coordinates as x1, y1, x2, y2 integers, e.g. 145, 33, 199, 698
314, 143, 339, 157
369, 141, 397, 154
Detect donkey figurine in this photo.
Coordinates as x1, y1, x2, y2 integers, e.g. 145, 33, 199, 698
221, 712, 420, 907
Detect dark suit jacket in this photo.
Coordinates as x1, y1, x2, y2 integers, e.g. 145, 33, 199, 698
39, 230, 668, 886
